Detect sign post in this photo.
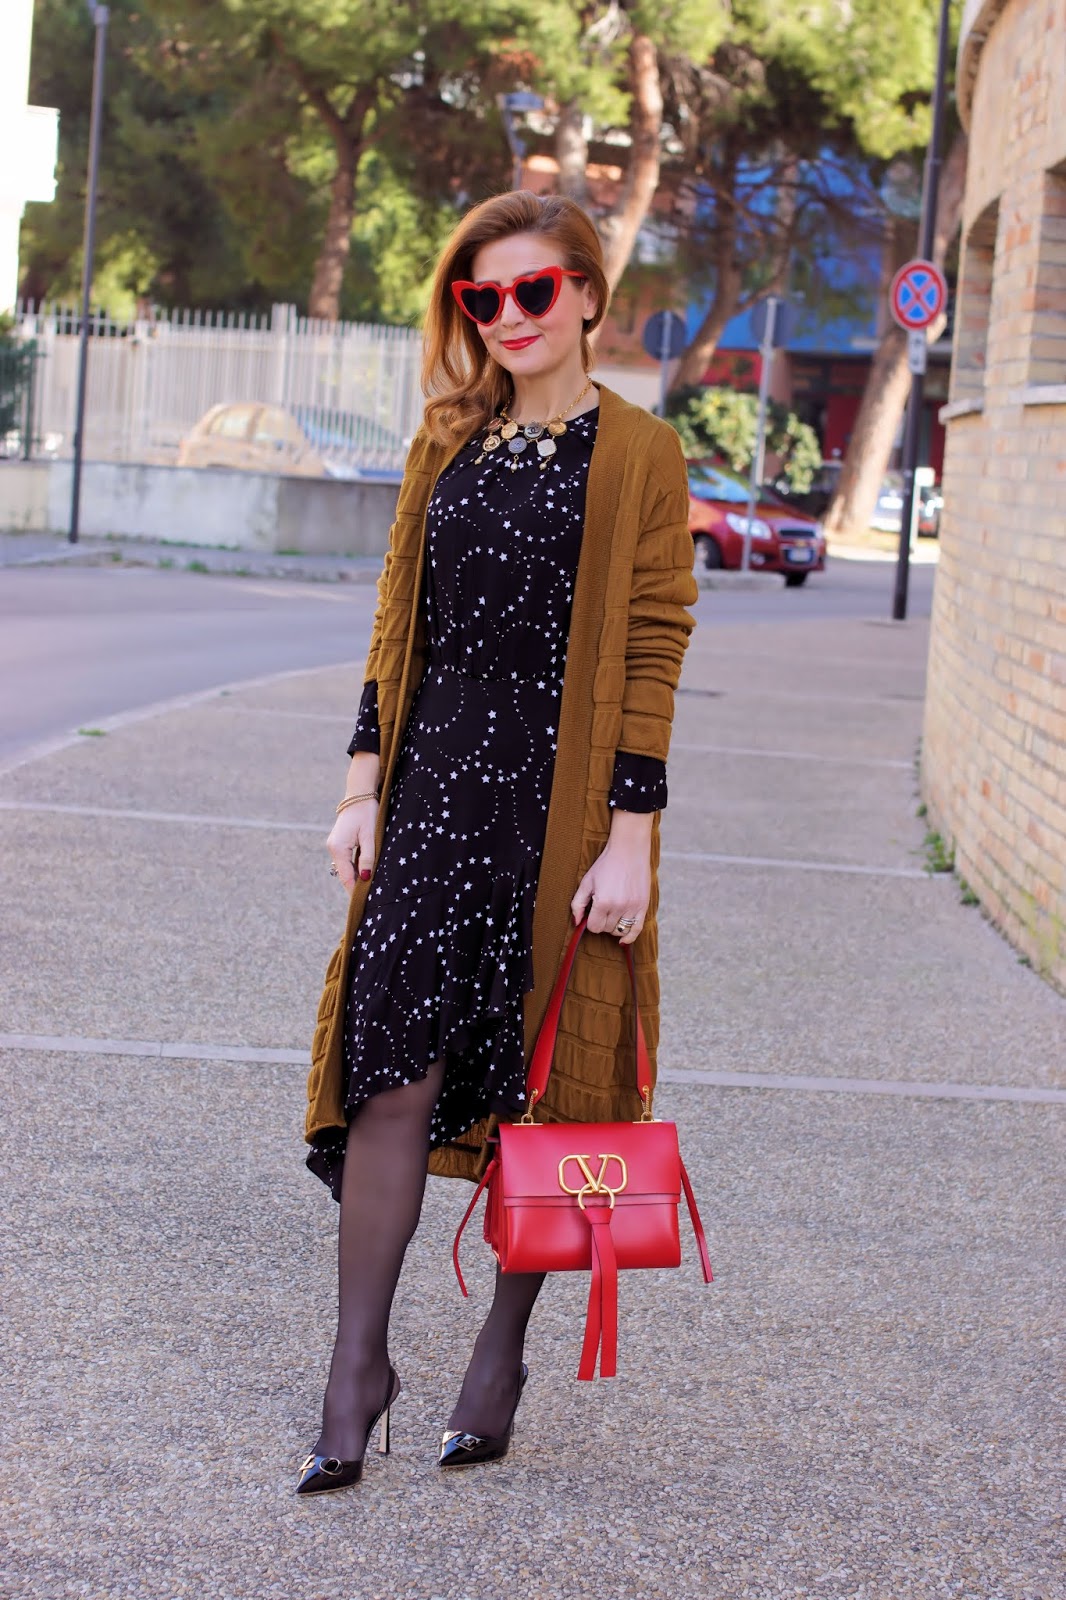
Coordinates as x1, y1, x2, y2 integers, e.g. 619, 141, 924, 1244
741, 296, 781, 572
886, 0, 952, 620
641, 310, 687, 417
888, 256, 947, 613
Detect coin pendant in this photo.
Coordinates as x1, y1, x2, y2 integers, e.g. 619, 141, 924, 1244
536, 437, 556, 458
547, 420, 567, 437
508, 436, 527, 454
523, 422, 545, 439
482, 433, 502, 452
500, 420, 519, 440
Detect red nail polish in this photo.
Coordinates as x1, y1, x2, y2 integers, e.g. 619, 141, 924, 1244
360, 869, 372, 881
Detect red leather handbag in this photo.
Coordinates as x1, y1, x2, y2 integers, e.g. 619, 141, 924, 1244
453, 919, 713, 1380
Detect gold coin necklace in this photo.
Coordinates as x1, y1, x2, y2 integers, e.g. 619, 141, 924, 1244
475, 377, 594, 472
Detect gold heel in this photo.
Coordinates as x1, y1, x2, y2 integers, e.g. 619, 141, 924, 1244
378, 1402, 392, 1456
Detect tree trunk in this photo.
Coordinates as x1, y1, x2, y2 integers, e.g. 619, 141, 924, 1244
271, 39, 372, 325
666, 147, 740, 392
667, 260, 741, 392
669, 148, 795, 396
556, 100, 589, 204
308, 133, 359, 322
597, 34, 664, 292
822, 131, 969, 538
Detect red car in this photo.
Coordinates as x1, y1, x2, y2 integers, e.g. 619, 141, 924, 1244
688, 459, 827, 587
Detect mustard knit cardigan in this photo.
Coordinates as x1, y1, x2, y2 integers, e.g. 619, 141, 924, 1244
305, 382, 698, 1183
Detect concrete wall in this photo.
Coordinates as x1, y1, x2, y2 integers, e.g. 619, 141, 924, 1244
0, 460, 400, 555
922, 0, 1066, 989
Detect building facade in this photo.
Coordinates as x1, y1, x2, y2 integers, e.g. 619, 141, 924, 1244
922, 0, 1066, 988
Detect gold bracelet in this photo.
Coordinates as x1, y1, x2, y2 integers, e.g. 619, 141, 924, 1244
336, 791, 378, 814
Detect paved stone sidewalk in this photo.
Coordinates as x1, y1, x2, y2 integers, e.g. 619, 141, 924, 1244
0, 599, 1062, 1600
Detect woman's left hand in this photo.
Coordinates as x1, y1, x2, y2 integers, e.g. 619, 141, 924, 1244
571, 813, 653, 946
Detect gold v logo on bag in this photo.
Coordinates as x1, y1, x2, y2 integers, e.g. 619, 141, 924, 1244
557, 1153, 629, 1210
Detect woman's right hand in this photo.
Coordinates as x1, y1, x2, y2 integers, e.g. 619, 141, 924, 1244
327, 798, 378, 893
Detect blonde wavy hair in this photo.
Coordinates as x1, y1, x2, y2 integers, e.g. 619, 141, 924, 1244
421, 191, 610, 449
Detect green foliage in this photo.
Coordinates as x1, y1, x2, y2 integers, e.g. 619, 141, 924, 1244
0, 320, 37, 440
23, 0, 958, 325
674, 0, 949, 162
345, 156, 459, 324
22, 0, 258, 309
530, 0, 727, 121
666, 385, 822, 491
922, 829, 955, 874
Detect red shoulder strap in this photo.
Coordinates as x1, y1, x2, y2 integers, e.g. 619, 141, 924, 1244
680, 1158, 714, 1284
452, 1158, 497, 1297
525, 918, 652, 1114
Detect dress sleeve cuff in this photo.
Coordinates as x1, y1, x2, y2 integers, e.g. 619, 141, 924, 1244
347, 680, 381, 756
608, 751, 668, 813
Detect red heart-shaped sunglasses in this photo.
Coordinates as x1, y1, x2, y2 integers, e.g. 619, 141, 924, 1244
451, 266, 587, 327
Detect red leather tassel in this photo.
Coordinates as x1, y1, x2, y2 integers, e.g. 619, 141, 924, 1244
577, 1207, 619, 1380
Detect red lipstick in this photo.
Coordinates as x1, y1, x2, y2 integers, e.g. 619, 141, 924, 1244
500, 336, 539, 350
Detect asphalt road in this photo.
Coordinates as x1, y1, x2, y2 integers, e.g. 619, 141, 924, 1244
0, 557, 935, 765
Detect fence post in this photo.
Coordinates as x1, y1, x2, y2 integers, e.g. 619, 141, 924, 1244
271, 303, 295, 412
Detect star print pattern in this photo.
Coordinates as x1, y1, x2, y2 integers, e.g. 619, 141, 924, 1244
308, 405, 664, 1201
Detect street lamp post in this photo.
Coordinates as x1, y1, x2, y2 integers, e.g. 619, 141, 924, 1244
892, 0, 951, 619
69, 3, 109, 545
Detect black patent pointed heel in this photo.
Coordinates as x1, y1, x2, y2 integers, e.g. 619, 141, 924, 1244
296, 1366, 401, 1496
438, 1363, 529, 1468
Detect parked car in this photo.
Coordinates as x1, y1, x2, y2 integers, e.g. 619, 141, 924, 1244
687, 459, 827, 586
764, 459, 842, 519
870, 471, 906, 532
178, 403, 324, 476
872, 470, 944, 537
177, 402, 406, 480
917, 482, 943, 537
292, 405, 406, 480
770, 462, 943, 537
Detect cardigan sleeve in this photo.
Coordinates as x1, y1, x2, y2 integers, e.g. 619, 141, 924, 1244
617, 427, 698, 763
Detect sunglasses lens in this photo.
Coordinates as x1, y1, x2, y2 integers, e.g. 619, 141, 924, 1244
514, 274, 557, 317
460, 286, 502, 324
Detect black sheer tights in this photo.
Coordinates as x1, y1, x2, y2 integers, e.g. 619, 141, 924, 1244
315, 1064, 546, 1458
315, 1064, 443, 1460
445, 1265, 545, 1438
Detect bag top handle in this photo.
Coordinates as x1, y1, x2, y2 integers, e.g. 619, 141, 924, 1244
523, 917, 653, 1119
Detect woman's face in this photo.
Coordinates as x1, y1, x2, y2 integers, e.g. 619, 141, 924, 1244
467, 232, 599, 381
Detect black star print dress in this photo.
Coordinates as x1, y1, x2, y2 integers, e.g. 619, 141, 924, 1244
307, 406, 669, 1199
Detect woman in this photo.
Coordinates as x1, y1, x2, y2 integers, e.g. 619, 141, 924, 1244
299, 190, 697, 1494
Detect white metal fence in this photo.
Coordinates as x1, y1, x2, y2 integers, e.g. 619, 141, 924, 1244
11, 303, 424, 474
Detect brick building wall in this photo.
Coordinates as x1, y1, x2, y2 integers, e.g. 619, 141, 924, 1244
922, 0, 1066, 989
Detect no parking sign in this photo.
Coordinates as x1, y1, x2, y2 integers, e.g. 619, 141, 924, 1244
890, 259, 948, 331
